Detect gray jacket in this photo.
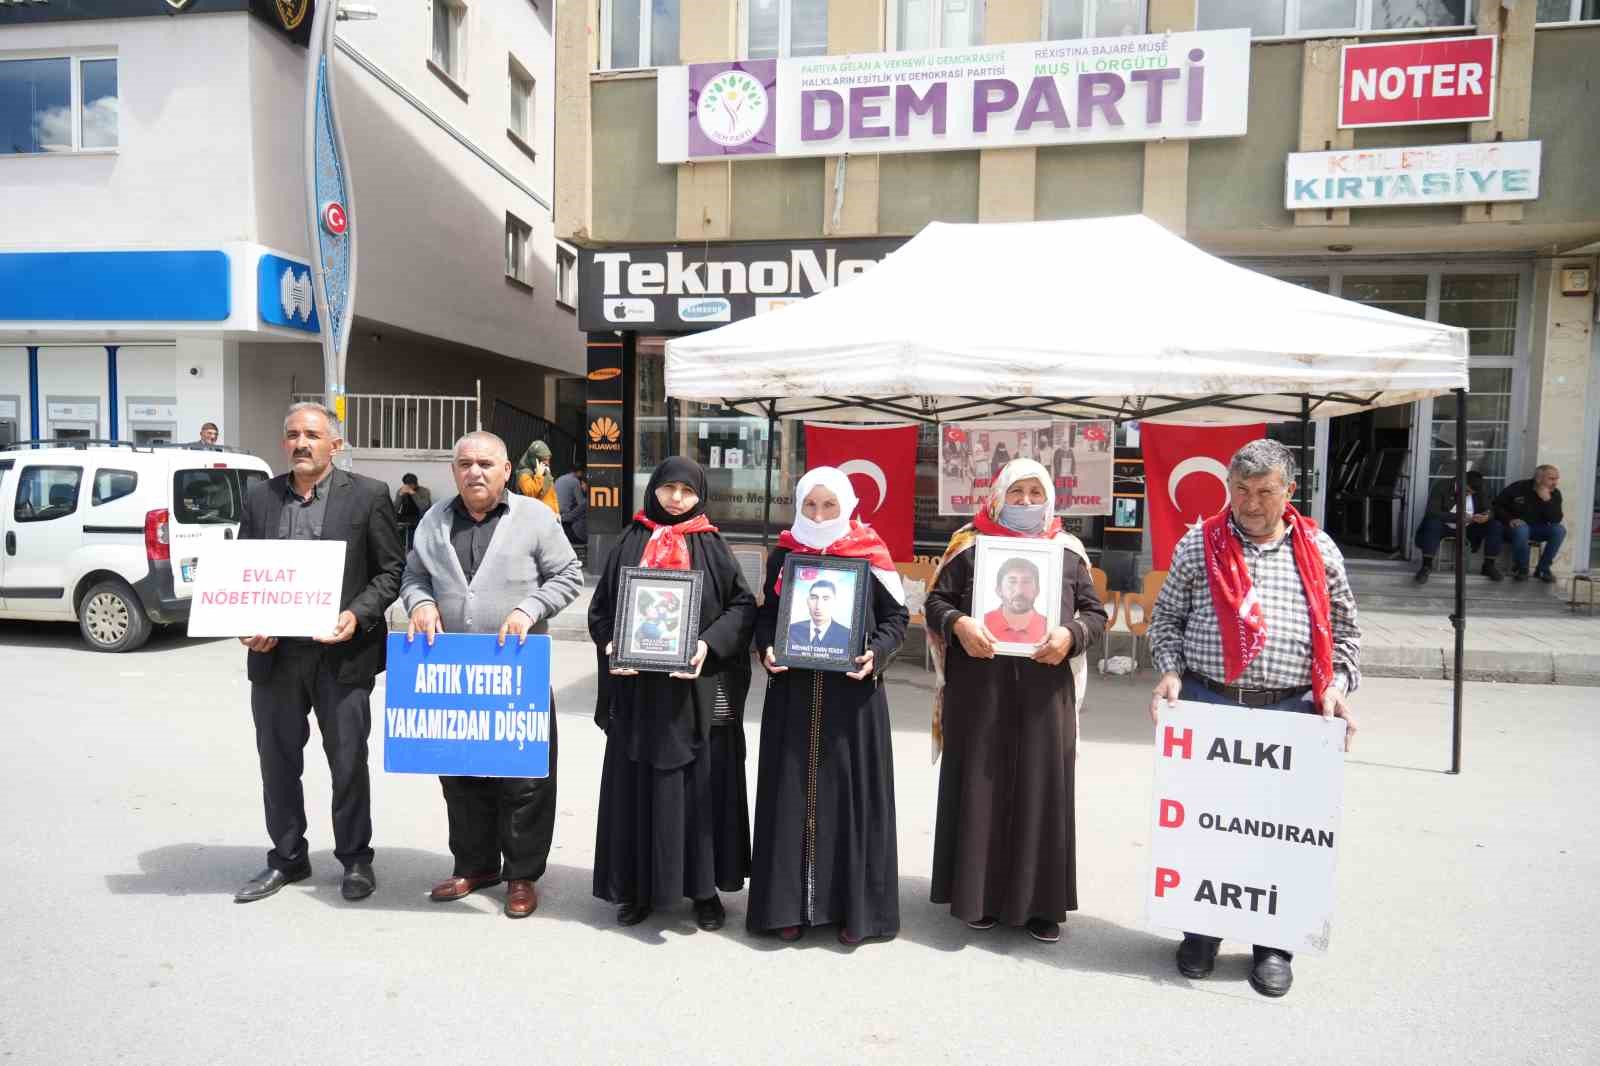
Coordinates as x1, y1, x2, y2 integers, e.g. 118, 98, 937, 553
400, 493, 582, 634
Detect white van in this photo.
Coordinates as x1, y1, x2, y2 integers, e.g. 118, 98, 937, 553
0, 442, 274, 651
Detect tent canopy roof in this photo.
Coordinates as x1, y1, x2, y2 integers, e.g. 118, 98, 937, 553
664, 215, 1469, 424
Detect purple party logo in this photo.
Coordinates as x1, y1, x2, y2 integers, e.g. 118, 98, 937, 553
689, 60, 777, 157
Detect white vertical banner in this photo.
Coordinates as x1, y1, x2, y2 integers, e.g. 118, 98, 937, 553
1146, 701, 1347, 953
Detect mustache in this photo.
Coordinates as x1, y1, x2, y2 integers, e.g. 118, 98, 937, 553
293, 449, 313, 459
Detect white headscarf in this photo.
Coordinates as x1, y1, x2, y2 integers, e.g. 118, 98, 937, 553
987, 458, 1056, 524
790, 465, 905, 606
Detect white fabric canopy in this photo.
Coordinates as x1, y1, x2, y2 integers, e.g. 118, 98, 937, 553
665, 215, 1469, 424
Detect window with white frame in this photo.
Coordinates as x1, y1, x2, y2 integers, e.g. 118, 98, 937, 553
1045, 0, 1145, 38
746, 0, 828, 59
556, 245, 578, 308
0, 55, 118, 156
508, 57, 535, 145
431, 0, 468, 84
506, 214, 532, 287
894, 0, 986, 51
1536, 0, 1600, 22
605, 0, 680, 69
1197, 0, 1471, 36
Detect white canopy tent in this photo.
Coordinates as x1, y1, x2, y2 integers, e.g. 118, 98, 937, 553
663, 215, 1473, 771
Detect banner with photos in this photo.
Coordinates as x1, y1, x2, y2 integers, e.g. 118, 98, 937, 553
937, 420, 1113, 517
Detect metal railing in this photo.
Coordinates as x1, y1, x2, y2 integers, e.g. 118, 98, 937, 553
292, 382, 481, 452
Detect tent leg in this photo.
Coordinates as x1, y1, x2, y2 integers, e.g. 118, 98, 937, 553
761, 404, 777, 549
1299, 394, 1312, 517
666, 397, 677, 452
1450, 386, 1466, 774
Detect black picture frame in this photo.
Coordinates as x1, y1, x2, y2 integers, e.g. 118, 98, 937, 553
612, 566, 704, 673
773, 554, 871, 672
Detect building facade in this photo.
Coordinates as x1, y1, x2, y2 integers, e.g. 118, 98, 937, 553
555, 0, 1600, 583
1, 0, 583, 483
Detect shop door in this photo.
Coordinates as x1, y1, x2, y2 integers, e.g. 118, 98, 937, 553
1319, 405, 1417, 560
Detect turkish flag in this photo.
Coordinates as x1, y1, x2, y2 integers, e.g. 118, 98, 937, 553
1142, 422, 1265, 569
803, 423, 919, 561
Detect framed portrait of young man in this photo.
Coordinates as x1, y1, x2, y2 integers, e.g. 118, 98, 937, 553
612, 567, 705, 673
773, 555, 871, 672
971, 536, 1065, 658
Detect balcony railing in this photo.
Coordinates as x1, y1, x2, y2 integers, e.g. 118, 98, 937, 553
291, 382, 481, 453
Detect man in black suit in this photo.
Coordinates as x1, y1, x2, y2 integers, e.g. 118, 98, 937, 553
787, 579, 851, 654
233, 402, 405, 904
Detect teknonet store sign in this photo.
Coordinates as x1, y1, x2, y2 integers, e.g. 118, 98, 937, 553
657, 29, 1250, 163
577, 239, 905, 332
1339, 35, 1495, 128
1286, 140, 1540, 210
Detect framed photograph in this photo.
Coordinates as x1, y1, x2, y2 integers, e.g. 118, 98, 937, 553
971, 535, 1064, 657
773, 554, 871, 672
613, 567, 705, 673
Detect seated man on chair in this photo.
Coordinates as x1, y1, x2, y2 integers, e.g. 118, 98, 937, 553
1493, 464, 1565, 583
1414, 470, 1503, 584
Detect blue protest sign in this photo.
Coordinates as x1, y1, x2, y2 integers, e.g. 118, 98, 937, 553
383, 633, 552, 777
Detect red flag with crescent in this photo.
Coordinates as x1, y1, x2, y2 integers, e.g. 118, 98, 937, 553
1142, 422, 1266, 570
803, 423, 919, 561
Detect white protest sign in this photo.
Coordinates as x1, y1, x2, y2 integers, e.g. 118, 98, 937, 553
187, 540, 346, 637
1146, 700, 1346, 953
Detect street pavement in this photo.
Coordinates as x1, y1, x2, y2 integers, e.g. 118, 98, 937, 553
0, 619, 1595, 1065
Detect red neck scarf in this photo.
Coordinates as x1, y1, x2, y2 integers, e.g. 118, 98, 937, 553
774, 519, 897, 598
1201, 505, 1333, 702
633, 511, 719, 571
972, 507, 1064, 540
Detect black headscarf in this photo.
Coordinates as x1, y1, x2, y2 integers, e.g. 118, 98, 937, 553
641, 456, 709, 526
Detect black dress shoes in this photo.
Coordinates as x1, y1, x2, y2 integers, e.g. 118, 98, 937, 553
617, 901, 652, 926
694, 894, 726, 931
1176, 933, 1221, 978
341, 863, 376, 901
1250, 947, 1294, 997
235, 866, 310, 904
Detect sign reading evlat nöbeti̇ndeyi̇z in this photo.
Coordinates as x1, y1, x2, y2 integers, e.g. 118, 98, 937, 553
1147, 701, 1347, 953
1286, 140, 1540, 210
657, 29, 1250, 163
384, 634, 554, 778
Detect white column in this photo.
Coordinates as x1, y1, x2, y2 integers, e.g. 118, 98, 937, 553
174, 335, 240, 444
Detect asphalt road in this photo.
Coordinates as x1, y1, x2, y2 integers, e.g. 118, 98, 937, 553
0, 618, 1594, 1065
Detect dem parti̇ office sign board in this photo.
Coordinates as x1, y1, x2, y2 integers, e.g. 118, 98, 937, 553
657, 30, 1250, 163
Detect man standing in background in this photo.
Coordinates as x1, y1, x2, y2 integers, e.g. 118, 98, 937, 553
555, 462, 588, 545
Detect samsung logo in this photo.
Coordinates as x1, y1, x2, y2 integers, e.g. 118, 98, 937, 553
678, 297, 732, 323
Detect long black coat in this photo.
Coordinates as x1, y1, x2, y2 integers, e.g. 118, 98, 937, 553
746, 548, 908, 937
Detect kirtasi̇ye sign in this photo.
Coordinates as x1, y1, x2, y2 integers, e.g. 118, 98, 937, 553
576, 238, 905, 332
658, 29, 1251, 163
1286, 140, 1540, 210
1147, 702, 1347, 953
1339, 35, 1495, 128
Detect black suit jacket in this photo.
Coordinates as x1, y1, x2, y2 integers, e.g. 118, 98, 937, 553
239, 468, 405, 685
787, 618, 852, 653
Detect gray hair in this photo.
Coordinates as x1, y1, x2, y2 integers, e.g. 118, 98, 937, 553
1535, 463, 1560, 477
283, 401, 343, 437
453, 430, 509, 462
1229, 438, 1298, 486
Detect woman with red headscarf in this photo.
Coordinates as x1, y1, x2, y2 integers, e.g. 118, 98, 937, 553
924, 457, 1107, 944
588, 457, 757, 932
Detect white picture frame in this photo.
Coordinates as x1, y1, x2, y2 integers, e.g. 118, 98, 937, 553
971, 535, 1064, 657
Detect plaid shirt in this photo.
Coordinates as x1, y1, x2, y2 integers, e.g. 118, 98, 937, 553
1149, 516, 1361, 694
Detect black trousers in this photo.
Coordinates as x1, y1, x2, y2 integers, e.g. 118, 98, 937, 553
250, 642, 375, 872
440, 709, 558, 882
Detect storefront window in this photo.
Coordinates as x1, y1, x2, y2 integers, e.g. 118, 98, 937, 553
1429, 367, 1513, 497
1439, 273, 1518, 358
1342, 274, 1428, 318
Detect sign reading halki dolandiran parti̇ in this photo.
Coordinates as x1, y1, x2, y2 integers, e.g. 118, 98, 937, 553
657, 29, 1250, 163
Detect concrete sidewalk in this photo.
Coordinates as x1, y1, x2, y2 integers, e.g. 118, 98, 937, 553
480, 582, 1600, 688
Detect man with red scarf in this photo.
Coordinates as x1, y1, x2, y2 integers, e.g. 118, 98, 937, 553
1148, 438, 1361, 999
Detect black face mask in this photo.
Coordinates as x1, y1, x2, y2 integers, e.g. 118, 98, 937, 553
642, 456, 709, 527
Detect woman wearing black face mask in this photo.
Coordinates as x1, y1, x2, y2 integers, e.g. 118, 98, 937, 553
588, 457, 757, 931
923, 458, 1107, 945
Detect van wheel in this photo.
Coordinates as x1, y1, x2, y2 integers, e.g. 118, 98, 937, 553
79, 580, 153, 652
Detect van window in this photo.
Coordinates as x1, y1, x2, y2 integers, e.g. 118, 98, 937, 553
92, 468, 139, 506
173, 468, 262, 525
14, 465, 83, 522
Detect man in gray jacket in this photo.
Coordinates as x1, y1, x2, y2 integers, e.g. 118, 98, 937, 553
401, 431, 582, 918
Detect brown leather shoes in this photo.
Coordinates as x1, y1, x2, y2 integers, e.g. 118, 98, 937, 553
430, 873, 502, 902
505, 880, 538, 919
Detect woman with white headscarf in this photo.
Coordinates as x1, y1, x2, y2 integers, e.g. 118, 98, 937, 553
746, 467, 909, 947
924, 457, 1107, 944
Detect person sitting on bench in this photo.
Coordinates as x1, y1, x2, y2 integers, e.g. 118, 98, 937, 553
1414, 470, 1503, 584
